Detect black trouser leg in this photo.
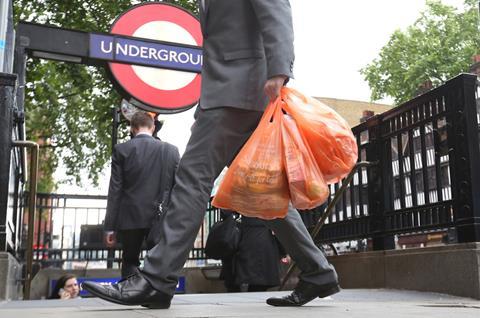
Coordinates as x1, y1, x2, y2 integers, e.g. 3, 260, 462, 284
119, 229, 149, 278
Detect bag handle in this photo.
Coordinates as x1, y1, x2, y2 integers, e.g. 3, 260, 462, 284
281, 87, 309, 104
258, 96, 282, 124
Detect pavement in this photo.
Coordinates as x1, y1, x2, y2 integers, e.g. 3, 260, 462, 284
0, 289, 479, 318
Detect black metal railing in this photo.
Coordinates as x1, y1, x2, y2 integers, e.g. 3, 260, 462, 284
0, 72, 26, 256
27, 193, 221, 269
317, 73, 480, 248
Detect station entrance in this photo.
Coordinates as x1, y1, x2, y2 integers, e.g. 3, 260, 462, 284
0, 2, 204, 299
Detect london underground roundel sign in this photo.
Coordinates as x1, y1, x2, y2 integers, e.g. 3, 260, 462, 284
92, 2, 203, 113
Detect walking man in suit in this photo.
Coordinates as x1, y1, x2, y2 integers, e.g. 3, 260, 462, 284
103, 111, 179, 278
84, 0, 340, 308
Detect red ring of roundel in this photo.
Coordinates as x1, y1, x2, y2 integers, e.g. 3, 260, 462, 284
109, 3, 203, 110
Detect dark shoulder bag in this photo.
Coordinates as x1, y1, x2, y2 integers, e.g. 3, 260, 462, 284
146, 144, 173, 249
205, 215, 241, 260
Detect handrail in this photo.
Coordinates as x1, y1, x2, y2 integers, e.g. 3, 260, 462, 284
279, 161, 378, 290
12, 140, 39, 300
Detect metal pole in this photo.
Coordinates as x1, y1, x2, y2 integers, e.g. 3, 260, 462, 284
106, 108, 120, 268
107, 108, 120, 269
0, 0, 13, 73
0, 73, 16, 253
112, 107, 120, 148
12, 141, 39, 300
0, 0, 9, 72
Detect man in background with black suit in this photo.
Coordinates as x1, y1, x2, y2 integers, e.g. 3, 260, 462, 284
103, 111, 179, 278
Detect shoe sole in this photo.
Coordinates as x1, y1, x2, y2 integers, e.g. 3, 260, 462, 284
141, 303, 170, 309
317, 284, 341, 298
267, 285, 341, 307
82, 284, 170, 309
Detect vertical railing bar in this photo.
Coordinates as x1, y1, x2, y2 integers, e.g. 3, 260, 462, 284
332, 183, 339, 223
397, 132, 406, 212
36, 205, 42, 261
349, 172, 355, 219
432, 118, 444, 204
358, 144, 365, 217
341, 181, 346, 222
420, 124, 431, 205
408, 129, 418, 207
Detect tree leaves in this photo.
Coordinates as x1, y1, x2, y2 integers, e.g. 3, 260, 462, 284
360, 0, 479, 105
13, 0, 197, 191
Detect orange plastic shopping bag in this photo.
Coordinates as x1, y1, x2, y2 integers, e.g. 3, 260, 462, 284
282, 113, 329, 210
212, 99, 290, 219
281, 87, 358, 183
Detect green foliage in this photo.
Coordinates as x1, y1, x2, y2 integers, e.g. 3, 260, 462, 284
361, 0, 480, 104
13, 0, 198, 190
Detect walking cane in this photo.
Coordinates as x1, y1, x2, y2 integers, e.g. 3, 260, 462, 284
279, 161, 377, 290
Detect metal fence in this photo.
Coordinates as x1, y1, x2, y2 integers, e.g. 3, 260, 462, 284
30, 193, 221, 269
318, 73, 480, 249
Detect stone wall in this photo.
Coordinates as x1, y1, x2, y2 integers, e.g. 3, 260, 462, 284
0, 252, 22, 300
329, 243, 480, 299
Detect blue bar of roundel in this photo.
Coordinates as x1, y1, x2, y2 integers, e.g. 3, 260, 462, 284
115, 37, 202, 72
89, 34, 114, 60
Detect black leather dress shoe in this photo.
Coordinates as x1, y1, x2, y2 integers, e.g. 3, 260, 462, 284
82, 273, 172, 309
266, 281, 340, 307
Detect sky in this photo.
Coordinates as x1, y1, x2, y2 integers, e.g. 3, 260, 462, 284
55, 0, 469, 194
288, 0, 466, 102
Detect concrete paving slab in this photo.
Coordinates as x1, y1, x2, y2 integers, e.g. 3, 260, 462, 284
0, 289, 479, 318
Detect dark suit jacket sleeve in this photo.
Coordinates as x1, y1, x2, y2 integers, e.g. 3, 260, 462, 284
249, 0, 295, 79
162, 145, 180, 207
104, 145, 123, 231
